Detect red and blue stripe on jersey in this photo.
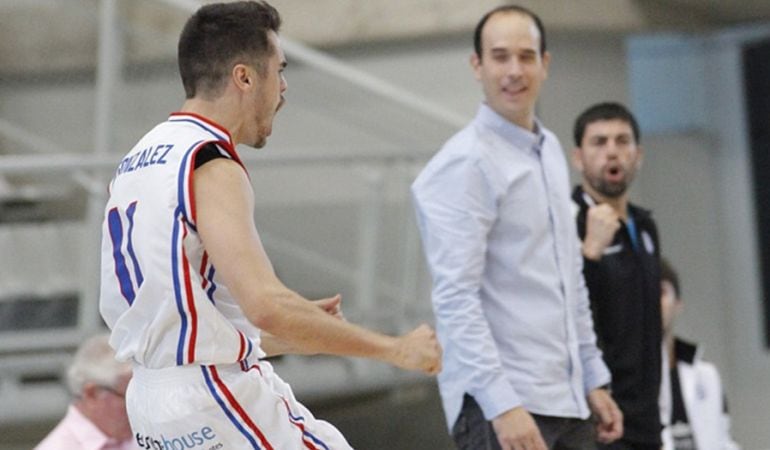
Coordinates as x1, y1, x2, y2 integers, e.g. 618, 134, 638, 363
171, 113, 246, 366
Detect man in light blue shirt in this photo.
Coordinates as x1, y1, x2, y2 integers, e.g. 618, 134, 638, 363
412, 5, 623, 450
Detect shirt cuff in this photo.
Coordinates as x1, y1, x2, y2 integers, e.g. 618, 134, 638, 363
582, 357, 612, 393
471, 375, 522, 421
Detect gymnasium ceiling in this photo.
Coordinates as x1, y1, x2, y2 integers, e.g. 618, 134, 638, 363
1, 0, 770, 76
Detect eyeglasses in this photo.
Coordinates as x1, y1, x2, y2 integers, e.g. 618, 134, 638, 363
97, 385, 126, 399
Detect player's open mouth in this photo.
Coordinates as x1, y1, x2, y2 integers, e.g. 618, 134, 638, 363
606, 166, 623, 182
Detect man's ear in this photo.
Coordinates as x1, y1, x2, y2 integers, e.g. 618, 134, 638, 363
232, 64, 253, 91
674, 297, 685, 317
80, 382, 100, 401
635, 145, 644, 170
571, 147, 584, 172
541, 50, 551, 79
470, 53, 482, 81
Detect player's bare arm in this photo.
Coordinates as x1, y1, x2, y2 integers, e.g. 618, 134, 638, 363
260, 295, 343, 356
194, 158, 441, 375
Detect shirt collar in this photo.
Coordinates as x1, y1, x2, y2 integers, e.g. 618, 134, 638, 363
66, 405, 129, 450
474, 103, 546, 153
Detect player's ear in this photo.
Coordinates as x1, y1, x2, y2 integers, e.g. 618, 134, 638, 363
232, 64, 253, 91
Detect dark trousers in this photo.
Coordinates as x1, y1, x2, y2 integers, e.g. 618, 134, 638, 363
451, 394, 597, 450
598, 442, 659, 450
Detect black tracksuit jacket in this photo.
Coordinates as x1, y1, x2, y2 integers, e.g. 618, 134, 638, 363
572, 186, 663, 446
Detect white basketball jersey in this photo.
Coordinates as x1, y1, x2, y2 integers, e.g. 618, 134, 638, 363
99, 113, 265, 368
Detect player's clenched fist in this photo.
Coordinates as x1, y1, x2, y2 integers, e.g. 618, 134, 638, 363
582, 203, 621, 260
390, 324, 442, 375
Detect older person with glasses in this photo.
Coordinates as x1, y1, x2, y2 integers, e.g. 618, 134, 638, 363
35, 333, 137, 450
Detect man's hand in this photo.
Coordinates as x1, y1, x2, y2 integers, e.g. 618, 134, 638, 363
582, 204, 621, 260
312, 294, 344, 320
491, 407, 548, 450
389, 324, 442, 375
588, 387, 623, 444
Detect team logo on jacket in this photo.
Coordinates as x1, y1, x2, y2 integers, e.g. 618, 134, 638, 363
603, 244, 623, 256
642, 231, 655, 254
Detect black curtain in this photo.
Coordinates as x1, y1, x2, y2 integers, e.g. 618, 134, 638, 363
743, 38, 770, 348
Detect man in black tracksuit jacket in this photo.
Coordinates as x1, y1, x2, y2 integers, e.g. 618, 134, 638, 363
571, 103, 662, 450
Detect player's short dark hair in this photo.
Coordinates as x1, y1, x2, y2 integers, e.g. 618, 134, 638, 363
473, 5, 546, 58
660, 257, 681, 299
573, 102, 641, 147
178, 1, 282, 99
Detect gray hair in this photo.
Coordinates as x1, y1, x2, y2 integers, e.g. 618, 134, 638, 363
66, 333, 131, 397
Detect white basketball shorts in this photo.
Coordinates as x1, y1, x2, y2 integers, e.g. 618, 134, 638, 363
127, 360, 352, 450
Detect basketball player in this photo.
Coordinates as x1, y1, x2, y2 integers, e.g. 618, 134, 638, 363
99, 2, 441, 449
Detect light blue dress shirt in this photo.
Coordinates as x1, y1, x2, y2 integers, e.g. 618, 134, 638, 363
412, 103, 611, 430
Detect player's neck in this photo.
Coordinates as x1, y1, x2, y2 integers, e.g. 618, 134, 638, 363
181, 98, 222, 123
180, 98, 238, 139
